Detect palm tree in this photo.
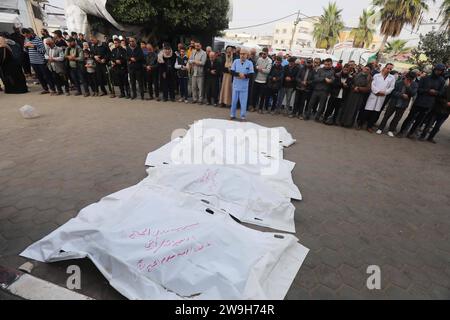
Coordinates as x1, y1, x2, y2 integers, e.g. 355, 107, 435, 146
350, 9, 377, 48
373, 0, 431, 52
385, 39, 411, 58
313, 2, 345, 50
440, 0, 450, 33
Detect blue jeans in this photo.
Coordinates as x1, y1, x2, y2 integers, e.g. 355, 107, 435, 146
69, 68, 83, 93
231, 89, 248, 118
179, 77, 188, 99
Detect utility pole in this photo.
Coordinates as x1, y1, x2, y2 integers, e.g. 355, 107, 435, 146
289, 10, 301, 51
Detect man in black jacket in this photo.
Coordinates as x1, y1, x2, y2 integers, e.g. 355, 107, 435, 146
264, 57, 284, 113
275, 57, 299, 115
291, 59, 314, 118
419, 84, 450, 143
90, 35, 110, 96
377, 71, 417, 136
398, 64, 446, 138
305, 58, 335, 121
323, 65, 352, 125
145, 43, 159, 100
127, 37, 145, 100
110, 38, 130, 98
204, 51, 222, 106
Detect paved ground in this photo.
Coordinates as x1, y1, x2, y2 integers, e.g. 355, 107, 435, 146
1, 85, 449, 299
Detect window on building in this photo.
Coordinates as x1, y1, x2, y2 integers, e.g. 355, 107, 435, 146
282, 29, 287, 33
275, 29, 279, 33
280, 40, 284, 44
274, 40, 278, 44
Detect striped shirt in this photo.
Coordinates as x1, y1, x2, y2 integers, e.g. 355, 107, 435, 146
25, 36, 46, 65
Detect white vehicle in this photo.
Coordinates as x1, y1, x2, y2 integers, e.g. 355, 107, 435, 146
332, 47, 377, 65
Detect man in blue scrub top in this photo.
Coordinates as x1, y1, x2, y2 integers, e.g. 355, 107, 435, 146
230, 48, 254, 121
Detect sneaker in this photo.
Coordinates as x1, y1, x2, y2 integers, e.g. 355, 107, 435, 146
213, 103, 218, 107
40, 90, 50, 95
240, 118, 246, 122
387, 131, 395, 137
110, 94, 116, 98
376, 129, 382, 135
299, 115, 304, 120
367, 128, 374, 133
288, 114, 294, 118
258, 109, 263, 114
156, 97, 161, 102
65, 92, 70, 96
192, 100, 197, 104
249, 107, 255, 112
427, 138, 437, 144
99, 92, 107, 97
178, 98, 184, 102
184, 100, 189, 103
74, 92, 82, 96
84, 93, 90, 97
50, 91, 57, 96
230, 116, 236, 120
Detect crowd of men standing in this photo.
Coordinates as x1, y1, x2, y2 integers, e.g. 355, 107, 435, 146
0, 27, 449, 143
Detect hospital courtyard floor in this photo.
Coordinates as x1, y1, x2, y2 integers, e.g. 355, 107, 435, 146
0, 85, 449, 300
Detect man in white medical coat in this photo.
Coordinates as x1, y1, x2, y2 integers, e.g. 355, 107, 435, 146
358, 63, 396, 132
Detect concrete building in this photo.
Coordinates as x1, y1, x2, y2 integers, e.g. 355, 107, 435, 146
0, 0, 45, 33
272, 16, 319, 51
221, 32, 273, 50
338, 27, 382, 51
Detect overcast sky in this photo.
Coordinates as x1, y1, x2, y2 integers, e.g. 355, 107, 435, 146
227, 0, 442, 35
48, 0, 443, 41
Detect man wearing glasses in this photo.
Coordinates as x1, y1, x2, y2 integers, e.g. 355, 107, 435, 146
230, 48, 254, 121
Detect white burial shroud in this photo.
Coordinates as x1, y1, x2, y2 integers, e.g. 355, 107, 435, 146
144, 165, 296, 233
21, 119, 307, 299
21, 183, 309, 299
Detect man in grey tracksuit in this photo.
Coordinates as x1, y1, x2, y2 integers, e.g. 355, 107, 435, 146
304, 58, 335, 121
250, 48, 272, 112
188, 42, 207, 104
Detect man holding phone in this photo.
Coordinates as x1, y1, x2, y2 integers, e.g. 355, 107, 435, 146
22, 28, 55, 94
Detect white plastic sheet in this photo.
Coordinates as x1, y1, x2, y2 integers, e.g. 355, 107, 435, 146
65, 0, 124, 34
144, 165, 296, 233
21, 184, 308, 299
21, 118, 307, 300
145, 136, 302, 201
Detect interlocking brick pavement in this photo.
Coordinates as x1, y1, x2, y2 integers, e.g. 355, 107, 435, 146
1, 85, 450, 299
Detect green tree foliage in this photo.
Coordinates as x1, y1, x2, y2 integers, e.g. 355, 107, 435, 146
313, 2, 345, 50
350, 9, 376, 48
385, 39, 411, 57
105, 0, 229, 37
440, 0, 450, 33
373, 0, 431, 52
410, 31, 450, 66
